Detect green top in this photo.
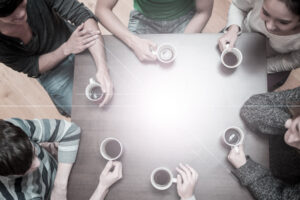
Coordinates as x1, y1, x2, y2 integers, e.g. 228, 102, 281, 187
134, 0, 195, 21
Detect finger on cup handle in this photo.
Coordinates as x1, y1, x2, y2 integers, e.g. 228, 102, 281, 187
233, 146, 239, 153
285, 119, 292, 129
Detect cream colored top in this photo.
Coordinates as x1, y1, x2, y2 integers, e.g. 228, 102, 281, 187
227, 0, 300, 73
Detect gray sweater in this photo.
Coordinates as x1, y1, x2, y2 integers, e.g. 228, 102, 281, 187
234, 87, 300, 200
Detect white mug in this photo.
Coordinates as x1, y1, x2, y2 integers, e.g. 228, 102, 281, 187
152, 43, 177, 64
150, 167, 177, 190
100, 137, 123, 161
221, 44, 243, 69
223, 126, 244, 153
85, 78, 104, 102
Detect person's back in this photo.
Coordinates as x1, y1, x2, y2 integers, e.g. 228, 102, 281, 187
0, 118, 81, 199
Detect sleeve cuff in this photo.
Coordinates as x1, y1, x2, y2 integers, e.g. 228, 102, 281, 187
232, 156, 271, 186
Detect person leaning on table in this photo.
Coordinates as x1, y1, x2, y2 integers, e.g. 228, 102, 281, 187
89, 163, 199, 200
0, 118, 81, 200
218, 0, 300, 89
95, 0, 213, 62
0, 0, 113, 117
226, 88, 300, 200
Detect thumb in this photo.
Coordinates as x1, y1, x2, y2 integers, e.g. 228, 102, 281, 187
76, 23, 84, 32
148, 40, 158, 51
102, 160, 113, 175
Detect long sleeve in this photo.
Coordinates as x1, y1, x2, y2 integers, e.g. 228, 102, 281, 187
240, 87, 300, 135
226, 0, 254, 30
267, 49, 300, 73
233, 157, 300, 200
6, 118, 81, 163
44, 0, 98, 26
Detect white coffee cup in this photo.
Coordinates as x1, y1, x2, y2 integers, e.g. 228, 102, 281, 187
223, 126, 244, 153
152, 43, 177, 63
85, 78, 104, 101
221, 44, 243, 69
100, 137, 123, 161
150, 167, 177, 190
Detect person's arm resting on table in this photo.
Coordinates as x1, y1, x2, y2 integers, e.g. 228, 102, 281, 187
95, 0, 157, 62
6, 118, 81, 200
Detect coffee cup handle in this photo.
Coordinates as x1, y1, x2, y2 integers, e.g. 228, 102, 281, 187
225, 43, 230, 49
89, 78, 96, 84
172, 177, 177, 184
231, 146, 240, 153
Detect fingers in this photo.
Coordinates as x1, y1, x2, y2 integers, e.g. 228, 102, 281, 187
75, 23, 84, 33
176, 166, 188, 183
186, 164, 198, 181
285, 119, 293, 129
179, 163, 192, 180
290, 117, 300, 134
177, 174, 183, 189
112, 161, 123, 179
218, 37, 227, 52
102, 160, 113, 175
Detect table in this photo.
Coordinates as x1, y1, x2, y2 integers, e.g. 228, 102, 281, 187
68, 34, 268, 200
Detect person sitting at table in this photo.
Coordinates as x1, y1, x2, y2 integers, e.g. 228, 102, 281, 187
226, 89, 300, 200
0, 118, 81, 200
0, 0, 113, 117
218, 0, 300, 90
89, 162, 199, 200
95, 0, 213, 62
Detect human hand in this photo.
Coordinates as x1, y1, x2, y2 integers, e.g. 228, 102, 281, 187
130, 36, 157, 62
227, 145, 247, 169
63, 23, 100, 55
176, 163, 198, 200
99, 161, 122, 190
218, 25, 240, 52
50, 185, 67, 200
96, 70, 114, 107
284, 117, 300, 149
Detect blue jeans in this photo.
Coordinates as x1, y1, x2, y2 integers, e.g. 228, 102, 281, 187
128, 10, 195, 34
38, 55, 74, 117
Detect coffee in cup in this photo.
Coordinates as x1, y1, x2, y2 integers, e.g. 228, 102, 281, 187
85, 78, 104, 102
223, 126, 244, 152
153, 44, 176, 63
150, 167, 177, 190
221, 44, 243, 68
100, 137, 123, 160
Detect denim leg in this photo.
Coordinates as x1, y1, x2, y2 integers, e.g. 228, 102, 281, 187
128, 10, 162, 34
38, 55, 74, 117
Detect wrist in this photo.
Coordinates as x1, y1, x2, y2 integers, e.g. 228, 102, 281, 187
228, 25, 240, 34
97, 182, 109, 194
61, 42, 71, 57
126, 34, 139, 50
181, 195, 196, 200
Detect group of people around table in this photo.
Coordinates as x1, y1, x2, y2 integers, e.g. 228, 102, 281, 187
0, 0, 299, 199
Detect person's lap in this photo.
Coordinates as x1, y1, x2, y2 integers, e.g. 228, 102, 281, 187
128, 10, 195, 34
38, 54, 74, 117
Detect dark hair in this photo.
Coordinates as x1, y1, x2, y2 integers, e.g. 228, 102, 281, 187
279, 0, 300, 16
0, 120, 33, 176
0, 0, 23, 18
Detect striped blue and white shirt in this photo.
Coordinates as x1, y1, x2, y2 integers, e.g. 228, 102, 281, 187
0, 118, 81, 200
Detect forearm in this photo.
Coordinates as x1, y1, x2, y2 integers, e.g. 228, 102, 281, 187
89, 184, 109, 200
234, 158, 299, 200
226, 2, 246, 31
54, 163, 73, 189
184, 12, 211, 33
95, 5, 138, 50
38, 43, 69, 73
83, 18, 108, 74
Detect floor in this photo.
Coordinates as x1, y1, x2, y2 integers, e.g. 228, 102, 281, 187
0, 0, 233, 120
